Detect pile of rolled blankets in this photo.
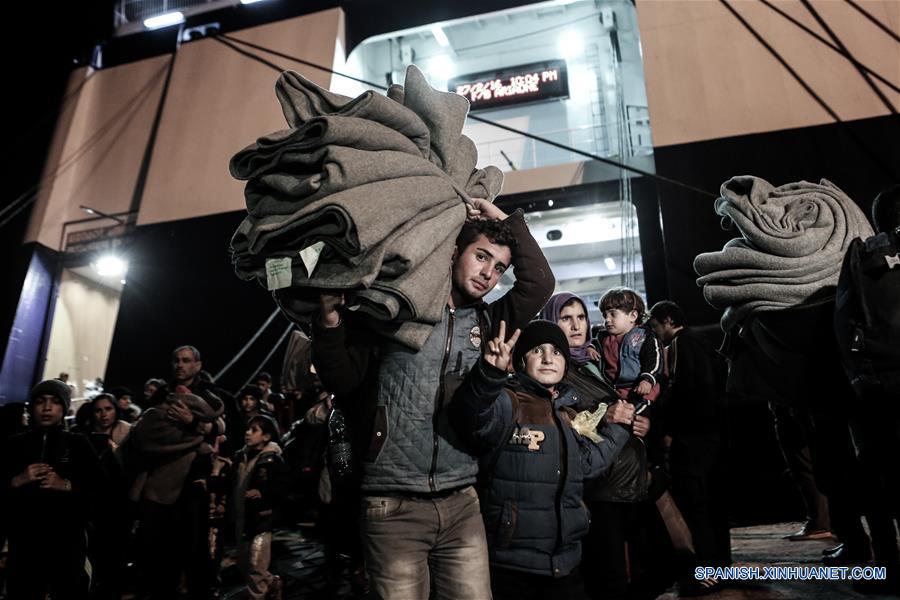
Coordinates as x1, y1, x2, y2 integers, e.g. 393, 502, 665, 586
694, 176, 873, 332
229, 65, 503, 349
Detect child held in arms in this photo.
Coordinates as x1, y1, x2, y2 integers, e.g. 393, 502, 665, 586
595, 287, 664, 410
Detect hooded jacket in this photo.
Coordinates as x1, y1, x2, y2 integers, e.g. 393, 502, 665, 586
595, 325, 664, 393
233, 441, 289, 537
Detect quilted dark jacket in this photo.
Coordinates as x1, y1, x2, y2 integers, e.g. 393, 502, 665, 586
312, 209, 554, 494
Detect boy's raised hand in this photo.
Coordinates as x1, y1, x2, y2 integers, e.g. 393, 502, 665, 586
483, 320, 521, 373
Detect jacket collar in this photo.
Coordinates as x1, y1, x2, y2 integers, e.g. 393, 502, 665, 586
511, 373, 577, 408
446, 301, 484, 316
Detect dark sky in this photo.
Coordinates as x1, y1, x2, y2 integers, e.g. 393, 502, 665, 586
5, 2, 113, 242
0, 3, 112, 351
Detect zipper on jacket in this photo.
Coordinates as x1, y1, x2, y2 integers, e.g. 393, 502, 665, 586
428, 307, 455, 492
550, 396, 568, 560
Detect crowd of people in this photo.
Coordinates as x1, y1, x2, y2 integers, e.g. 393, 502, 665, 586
0, 190, 898, 599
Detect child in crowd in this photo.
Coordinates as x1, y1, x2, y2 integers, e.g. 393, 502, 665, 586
237, 385, 270, 440
1, 379, 103, 599
232, 414, 288, 600
595, 287, 663, 407
585, 287, 664, 600
452, 320, 635, 600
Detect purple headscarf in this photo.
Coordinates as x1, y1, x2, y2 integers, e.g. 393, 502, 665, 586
539, 292, 592, 365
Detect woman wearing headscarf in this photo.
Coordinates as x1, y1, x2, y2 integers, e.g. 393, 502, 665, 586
540, 292, 616, 405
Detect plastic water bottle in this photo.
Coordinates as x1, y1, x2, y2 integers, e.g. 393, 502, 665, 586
327, 405, 353, 480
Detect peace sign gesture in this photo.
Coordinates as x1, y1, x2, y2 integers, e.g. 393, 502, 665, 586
484, 320, 521, 372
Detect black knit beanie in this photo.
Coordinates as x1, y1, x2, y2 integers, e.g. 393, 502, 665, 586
29, 379, 72, 413
512, 320, 570, 373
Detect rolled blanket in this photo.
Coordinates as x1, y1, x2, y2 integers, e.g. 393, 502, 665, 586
271, 200, 464, 325
120, 391, 223, 505
231, 119, 428, 218
694, 176, 873, 331
231, 156, 457, 259
230, 64, 503, 349
275, 72, 431, 156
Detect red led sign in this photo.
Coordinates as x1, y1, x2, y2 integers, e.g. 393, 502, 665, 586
450, 60, 569, 111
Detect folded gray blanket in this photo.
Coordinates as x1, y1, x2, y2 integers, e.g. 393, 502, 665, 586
121, 392, 222, 505
694, 176, 873, 331
230, 65, 503, 349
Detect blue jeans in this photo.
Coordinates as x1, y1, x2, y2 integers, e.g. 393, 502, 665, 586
361, 485, 491, 600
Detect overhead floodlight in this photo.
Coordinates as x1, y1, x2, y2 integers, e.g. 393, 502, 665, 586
80, 204, 126, 224
143, 11, 185, 30
604, 257, 616, 270
559, 32, 584, 60
95, 255, 128, 277
241, 0, 269, 4
427, 55, 454, 80
431, 26, 450, 48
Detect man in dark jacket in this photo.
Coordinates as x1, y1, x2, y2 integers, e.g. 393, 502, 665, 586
834, 185, 900, 594
1, 379, 103, 600
313, 198, 555, 600
132, 345, 226, 599
452, 320, 634, 599
650, 301, 729, 593
147, 346, 224, 419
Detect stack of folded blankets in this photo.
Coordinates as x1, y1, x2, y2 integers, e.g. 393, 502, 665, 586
230, 65, 503, 349
694, 176, 873, 332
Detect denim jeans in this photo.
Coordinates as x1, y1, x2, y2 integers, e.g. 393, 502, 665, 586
361, 485, 491, 600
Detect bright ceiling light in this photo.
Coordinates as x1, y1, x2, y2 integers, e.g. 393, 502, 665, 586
431, 26, 450, 48
559, 32, 584, 60
427, 55, 454, 79
241, 0, 268, 4
425, 55, 455, 88
144, 11, 185, 30
604, 257, 617, 270
95, 255, 128, 277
